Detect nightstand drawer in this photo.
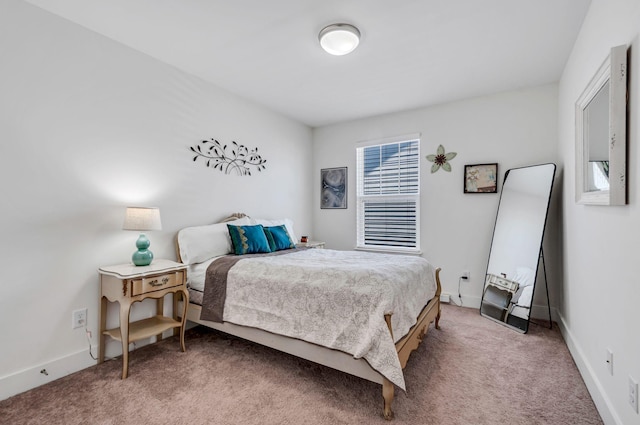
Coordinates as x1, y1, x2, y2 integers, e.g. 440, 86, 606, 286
485, 273, 519, 293
131, 271, 183, 296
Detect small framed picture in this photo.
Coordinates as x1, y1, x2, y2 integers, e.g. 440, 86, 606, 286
464, 163, 498, 193
321, 167, 347, 209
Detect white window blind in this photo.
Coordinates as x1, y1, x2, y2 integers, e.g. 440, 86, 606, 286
356, 138, 420, 252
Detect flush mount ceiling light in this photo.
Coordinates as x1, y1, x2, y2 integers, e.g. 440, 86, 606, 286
318, 23, 361, 56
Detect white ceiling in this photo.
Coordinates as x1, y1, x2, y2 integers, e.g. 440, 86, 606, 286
24, 0, 591, 128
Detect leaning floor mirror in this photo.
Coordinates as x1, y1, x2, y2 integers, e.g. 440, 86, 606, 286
480, 163, 556, 333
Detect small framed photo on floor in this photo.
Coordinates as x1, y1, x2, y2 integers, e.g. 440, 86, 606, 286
464, 163, 498, 193
321, 167, 347, 209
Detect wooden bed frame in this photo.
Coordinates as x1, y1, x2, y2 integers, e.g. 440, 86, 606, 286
176, 215, 442, 420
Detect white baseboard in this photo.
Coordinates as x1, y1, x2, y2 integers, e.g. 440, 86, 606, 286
0, 348, 96, 401
0, 334, 172, 401
556, 313, 622, 425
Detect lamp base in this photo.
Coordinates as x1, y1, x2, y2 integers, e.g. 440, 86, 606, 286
132, 249, 154, 266
132, 233, 154, 266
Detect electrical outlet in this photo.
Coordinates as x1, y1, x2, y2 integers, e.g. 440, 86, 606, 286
629, 376, 638, 413
439, 294, 451, 303
72, 308, 87, 329
461, 270, 470, 280
606, 349, 613, 375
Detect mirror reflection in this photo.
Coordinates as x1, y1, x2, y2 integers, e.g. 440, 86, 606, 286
480, 163, 556, 333
575, 44, 627, 205
585, 81, 609, 192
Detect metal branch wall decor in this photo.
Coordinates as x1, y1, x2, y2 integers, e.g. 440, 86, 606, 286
190, 138, 267, 176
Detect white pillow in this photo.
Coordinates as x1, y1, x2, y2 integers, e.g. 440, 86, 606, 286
252, 218, 298, 245
517, 285, 534, 307
513, 266, 536, 287
178, 216, 252, 264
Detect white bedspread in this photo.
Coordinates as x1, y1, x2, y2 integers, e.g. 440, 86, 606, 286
217, 248, 437, 390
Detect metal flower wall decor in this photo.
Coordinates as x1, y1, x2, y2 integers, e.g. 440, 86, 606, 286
190, 138, 267, 176
426, 145, 457, 173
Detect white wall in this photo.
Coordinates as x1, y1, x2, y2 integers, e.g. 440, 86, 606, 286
558, 1, 640, 424
312, 84, 559, 313
0, 0, 312, 399
6, 3, 635, 423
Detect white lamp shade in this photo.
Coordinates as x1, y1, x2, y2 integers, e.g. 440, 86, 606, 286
319, 24, 360, 56
123, 207, 162, 231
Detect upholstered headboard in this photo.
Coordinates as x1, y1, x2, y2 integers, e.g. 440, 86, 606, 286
174, 213, 298, 264
219, 212, 249, 223
174, 213, 249, 263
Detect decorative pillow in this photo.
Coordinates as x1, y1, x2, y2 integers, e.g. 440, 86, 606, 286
227, 224, 272, 255
264, 225, 295, 251
177, 216, 252, 264
252, 218, 298, 244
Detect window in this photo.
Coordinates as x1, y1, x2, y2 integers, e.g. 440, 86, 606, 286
356, 136, 420, 252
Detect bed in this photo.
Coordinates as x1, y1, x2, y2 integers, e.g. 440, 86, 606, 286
175, 214, 441, 420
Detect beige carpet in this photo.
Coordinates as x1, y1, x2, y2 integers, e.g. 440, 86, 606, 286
0, 304, 602, 424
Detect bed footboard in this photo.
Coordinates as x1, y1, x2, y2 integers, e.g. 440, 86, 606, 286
382, 267, 442, 420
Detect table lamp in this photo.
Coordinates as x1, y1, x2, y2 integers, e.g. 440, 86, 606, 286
122, 207, 162, 266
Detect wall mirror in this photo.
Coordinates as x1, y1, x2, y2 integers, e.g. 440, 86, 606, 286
575, 44, 627, 205
480, 164, 556, 333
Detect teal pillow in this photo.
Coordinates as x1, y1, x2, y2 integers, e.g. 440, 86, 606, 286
264, 225, 295, 251
227, 224, 272, 255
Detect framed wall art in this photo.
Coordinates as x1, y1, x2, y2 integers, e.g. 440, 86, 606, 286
321, 167, 347, 209
464, 163, 498, 193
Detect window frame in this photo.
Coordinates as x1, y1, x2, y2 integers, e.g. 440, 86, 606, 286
356, 135, 421, 254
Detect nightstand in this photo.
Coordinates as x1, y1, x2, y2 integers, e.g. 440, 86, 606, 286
98, 259, 189, 379
481, 274, 519, 323
296, 241, 325, 249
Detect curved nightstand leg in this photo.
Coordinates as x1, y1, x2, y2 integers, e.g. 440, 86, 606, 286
99, 296, 108, 364
179, 288, 189, 352
155, 297, 164, 342
119, 301, 131, 379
